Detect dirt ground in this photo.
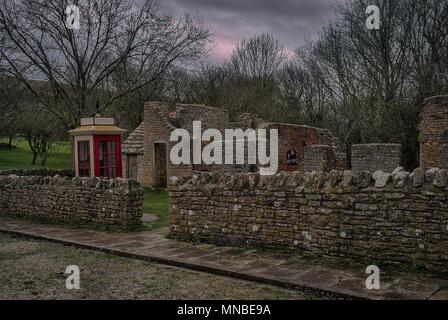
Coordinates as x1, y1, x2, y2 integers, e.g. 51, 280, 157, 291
0, 233, 319, 300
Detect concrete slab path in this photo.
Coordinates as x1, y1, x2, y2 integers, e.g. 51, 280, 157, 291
0, 216, 447, 300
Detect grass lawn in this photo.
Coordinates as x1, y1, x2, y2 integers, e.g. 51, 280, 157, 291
0, 137, 71, 170
142, 188, 169, 230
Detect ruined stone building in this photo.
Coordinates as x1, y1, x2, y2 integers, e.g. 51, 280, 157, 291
419, 95, 448, 170
121, 122, 145, 182
122, 101, 345, 187
122, 95, 448, 187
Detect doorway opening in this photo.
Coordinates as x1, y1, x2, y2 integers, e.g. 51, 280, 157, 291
154, 142, 167, 188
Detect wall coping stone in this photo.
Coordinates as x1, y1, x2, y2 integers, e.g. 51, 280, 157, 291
0, 175, 143, 194
169, 167, 448, 192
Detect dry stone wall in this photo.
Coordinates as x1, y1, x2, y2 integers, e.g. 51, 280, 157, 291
169, 168, 448, 273
0, 175, 143, 229
351, 144, 401, 172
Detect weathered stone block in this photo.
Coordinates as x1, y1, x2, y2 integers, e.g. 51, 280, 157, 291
373, 170, 391, 188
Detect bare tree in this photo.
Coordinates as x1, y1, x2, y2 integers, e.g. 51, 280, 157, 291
18, 106, 56, 165
210, 33, 287, 119
405, 0, 448, 99
278, 59, 330, 126
227, 33, 287, 87
0, 0, 210, 129
0, 76, 25, 146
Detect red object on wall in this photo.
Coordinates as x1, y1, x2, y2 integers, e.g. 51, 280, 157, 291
93, 135, 122, 178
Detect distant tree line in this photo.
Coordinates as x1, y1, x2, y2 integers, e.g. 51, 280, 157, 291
1, 0, 447, 169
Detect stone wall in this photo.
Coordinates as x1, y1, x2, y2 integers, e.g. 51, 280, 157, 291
419, 95, 448, 169
351, 144, 401, 172
443, 130, 448, 170
0, 169, 74, 177
0, 175, 143, 229
122, 122, 145, 183
336, 152, 348, 171
303, 145, 335, 172
122, 153, 144, 184
169, 168, 448, 273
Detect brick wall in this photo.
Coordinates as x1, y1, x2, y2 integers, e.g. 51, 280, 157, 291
351, 144, 401, 172
0, 175, 143, 229
169, 169, 448, 273
419, 95, 448, 169
259, 123, 319, 172
257, 123, 345, 173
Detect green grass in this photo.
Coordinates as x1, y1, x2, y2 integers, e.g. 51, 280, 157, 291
0, 137, 71, 170
142, 187, 169, 230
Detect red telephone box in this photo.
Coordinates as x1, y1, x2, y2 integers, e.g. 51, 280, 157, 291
69, 116, 126, 178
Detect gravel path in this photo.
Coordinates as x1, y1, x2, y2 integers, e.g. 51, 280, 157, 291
0, 233, 318, 300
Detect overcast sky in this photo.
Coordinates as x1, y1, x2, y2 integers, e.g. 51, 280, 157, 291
157, 0, 346, 63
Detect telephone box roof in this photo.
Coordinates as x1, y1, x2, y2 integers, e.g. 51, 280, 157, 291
69, 117, 126, 136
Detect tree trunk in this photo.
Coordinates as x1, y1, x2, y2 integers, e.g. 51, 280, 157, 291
31, 152, 38, 165
40, 152, 48, 166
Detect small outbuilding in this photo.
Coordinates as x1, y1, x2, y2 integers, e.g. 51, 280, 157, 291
122, 122, 145, 183
69, 115, 126, 178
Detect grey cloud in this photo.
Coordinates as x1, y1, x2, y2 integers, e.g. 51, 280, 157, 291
156, 0, 346, 62
162, 0, 336, 19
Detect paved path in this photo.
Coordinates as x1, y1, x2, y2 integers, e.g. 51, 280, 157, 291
142, 214, 158, 223
0, 216, 447, 300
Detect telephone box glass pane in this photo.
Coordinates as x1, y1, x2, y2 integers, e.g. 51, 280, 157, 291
98, 139, 117, 178
77, 141, 90, 177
